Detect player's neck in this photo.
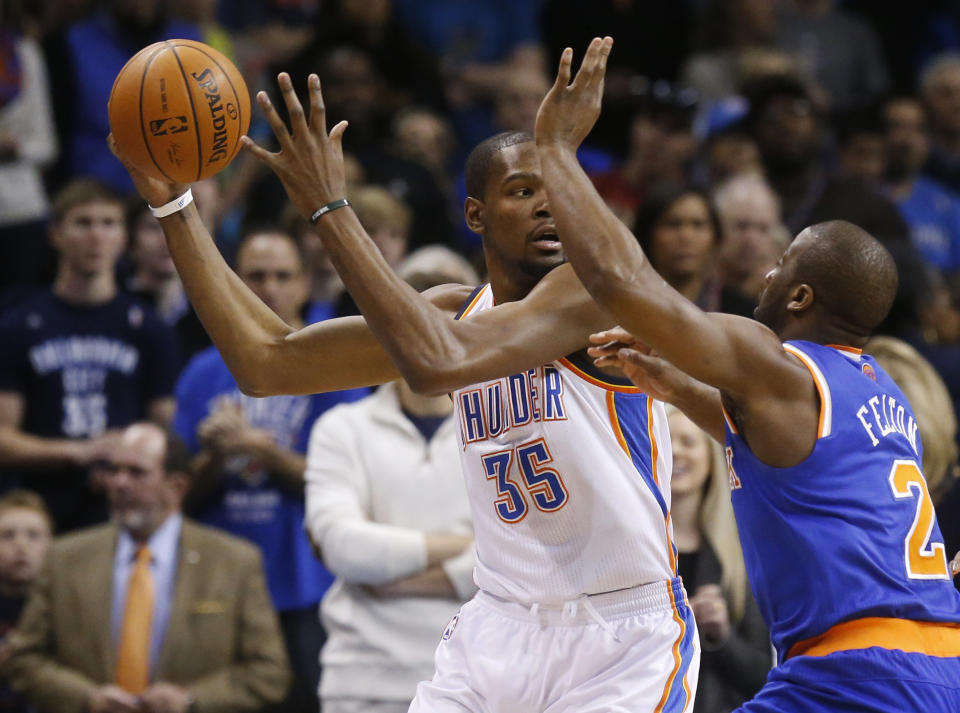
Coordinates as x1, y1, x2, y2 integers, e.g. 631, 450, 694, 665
53, 266, 117, 305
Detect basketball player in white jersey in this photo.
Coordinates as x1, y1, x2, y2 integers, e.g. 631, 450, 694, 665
109, 60, 699, 711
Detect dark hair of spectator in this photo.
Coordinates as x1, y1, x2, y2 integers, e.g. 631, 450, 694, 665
836, 104, 886, 145
464, 131, 533, 200
743, 73, 814, 129
51, 177, 123, 224
633, 185, 723, 260
0, 489, 54, 532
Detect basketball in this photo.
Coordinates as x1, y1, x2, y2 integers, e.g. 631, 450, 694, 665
108, 39, 250, 184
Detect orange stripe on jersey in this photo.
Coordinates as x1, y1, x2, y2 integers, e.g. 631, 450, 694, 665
826, 343, 863, 356
646, 398, 660, 487
655, 585, 687, 713
720, 404, 739, 434
787, 617, 960, 660
606, 391, 630, 455
458, 284, 490, 319
559, 357, 643, 393
783, 344, 831, 438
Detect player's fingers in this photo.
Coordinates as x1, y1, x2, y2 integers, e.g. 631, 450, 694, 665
589, 326, 634, 344
951, 552, 960, 576
598, 36, 613, 76
617, 347, 657, 369
307, 74, 327, 134
572, 37, 602, 89
277, 72, 309, 138
256, 91, 294, 152
552, 47, 573, 90
328, 120, 349, 148
239, 135, 277, 166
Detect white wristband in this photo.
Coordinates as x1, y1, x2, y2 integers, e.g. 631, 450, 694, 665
148, 188, 193, 218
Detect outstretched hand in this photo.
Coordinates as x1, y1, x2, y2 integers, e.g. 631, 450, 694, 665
952, 551, 959, 577
240, 73, 348, 220
534, 36, 613, 151
589, 326, 691, 404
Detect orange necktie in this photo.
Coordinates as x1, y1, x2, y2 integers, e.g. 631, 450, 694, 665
115, 546, 153, 693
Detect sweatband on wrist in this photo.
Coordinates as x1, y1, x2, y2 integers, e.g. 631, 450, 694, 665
310, 198, 350, 224
148, 189, 193, 218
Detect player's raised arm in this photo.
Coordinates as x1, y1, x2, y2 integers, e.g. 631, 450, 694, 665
237, 73, 614, 396
534, 39, 805, 409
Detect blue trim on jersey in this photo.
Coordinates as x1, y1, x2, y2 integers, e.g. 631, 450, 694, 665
664, 587, 697, 713
453, 284, 486, 320
612, 391, 668, 517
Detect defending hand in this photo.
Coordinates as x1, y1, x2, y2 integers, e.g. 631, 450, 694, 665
951, 551, 959, 577
240, 73, 348, 220
535, 37, 613, 151
588, 327, 691, 404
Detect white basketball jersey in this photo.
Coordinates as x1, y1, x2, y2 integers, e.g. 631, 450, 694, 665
452, 284, 677, 603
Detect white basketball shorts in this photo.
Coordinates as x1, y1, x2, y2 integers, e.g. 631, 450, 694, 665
409, 577, 699, 713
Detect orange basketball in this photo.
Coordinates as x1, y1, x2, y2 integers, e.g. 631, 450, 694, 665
108, 39, 250, 183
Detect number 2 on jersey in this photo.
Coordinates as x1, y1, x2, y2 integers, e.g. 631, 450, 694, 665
888, 459, 950, 579
482, 438, 568, 523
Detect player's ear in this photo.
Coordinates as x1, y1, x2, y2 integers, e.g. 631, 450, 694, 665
464, 196, 486, 236
786, 283, 814, 313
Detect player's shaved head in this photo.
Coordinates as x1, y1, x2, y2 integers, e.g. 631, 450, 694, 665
794, 220, 898, 335
465, 131, 534, 200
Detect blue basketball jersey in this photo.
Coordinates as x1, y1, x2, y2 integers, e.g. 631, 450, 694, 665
724, 340, 960, 662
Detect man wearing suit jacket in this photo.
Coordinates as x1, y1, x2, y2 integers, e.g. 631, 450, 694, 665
3, 422, 291, 713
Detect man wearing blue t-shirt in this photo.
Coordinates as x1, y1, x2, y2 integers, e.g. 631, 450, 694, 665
174, 227, 366, 713
884, 96, 960, 275
0, 179, 179, 532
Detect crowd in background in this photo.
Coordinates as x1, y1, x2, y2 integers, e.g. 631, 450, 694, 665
0, 0, 960, 712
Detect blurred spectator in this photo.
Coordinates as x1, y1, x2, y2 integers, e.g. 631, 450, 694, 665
305, 251, 478, 713
776, 0, 889, 114
393, 0, 545, 149
836, 109, 887, 187
666, 406, 771, 713
714, 173, 789, 305
3, 422, 291, 713
0, 179, 179, 533
540, 0, 693, 152
122, 200, 210, 365
883, 96, 960, 276
743, 73, 911, 248
282, 205, 346, 318
42, 0, 201, 193
634, 185, 755, 316
0, 1, 58, 296
692, 98, 763, 189
591, 90, 698, 228
680, 0, 780, 104
0, 490, 51, 713
283, 0, 447, 121
392, 108, 457, 192
921, 53, 960, 194
174, 228, 367, 713
494, 69, 550, 135
169, 0, 234, 60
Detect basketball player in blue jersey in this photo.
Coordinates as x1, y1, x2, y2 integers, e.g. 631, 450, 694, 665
537, 37, 960, 712
109, 69, 701, 709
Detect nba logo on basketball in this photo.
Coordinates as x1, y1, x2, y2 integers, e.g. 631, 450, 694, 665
442, 613, 460, 641
862, 363, 877, 381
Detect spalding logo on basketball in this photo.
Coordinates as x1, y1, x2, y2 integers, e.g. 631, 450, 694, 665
108, 39, 250, 183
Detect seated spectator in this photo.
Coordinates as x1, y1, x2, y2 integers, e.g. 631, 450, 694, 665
713, 173, 789, 305
3, 422, 290, 713
174, 227, 367, 713
0, 490, 51, 713
0, 179, 179, 533
743, 73, 910, 249
837, 110, 886, 188
666, 406, 771, 713
304, 252, 478, 713
922, 53, 960, 194
0, 1, 58, 295
634, 185, 755, 316
882, 96, 960, 277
